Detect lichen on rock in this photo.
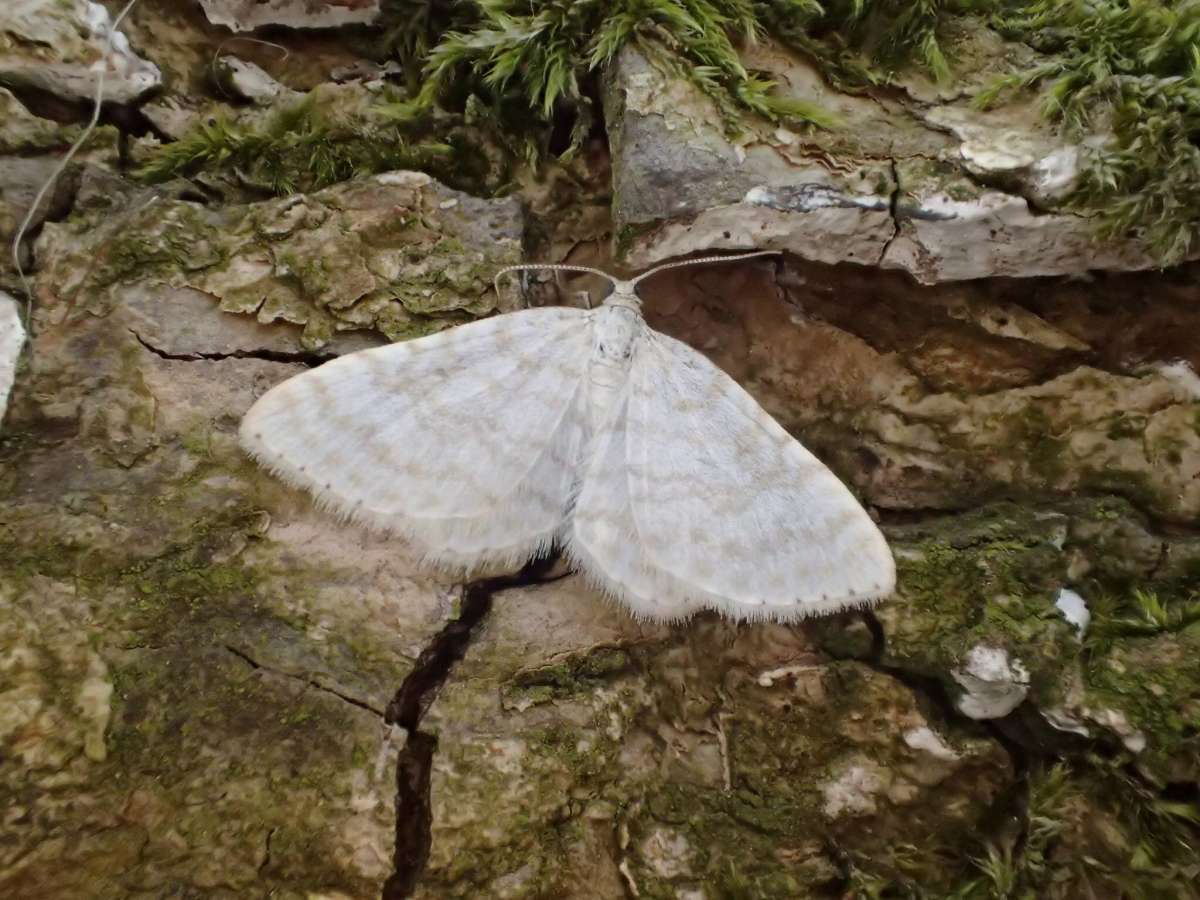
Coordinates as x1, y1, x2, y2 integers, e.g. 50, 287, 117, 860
34, 168, 524, 349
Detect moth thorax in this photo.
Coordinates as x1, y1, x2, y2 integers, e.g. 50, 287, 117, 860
604, 282, 642, 313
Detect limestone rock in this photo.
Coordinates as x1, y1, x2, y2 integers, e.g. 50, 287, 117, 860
198, 0, 382, 32
605, 39, 1193, 281
417, 578, 1012, 898
35, 168, 524, 349
0, 88, 84, 154
212, 56, 299, 105
0, 231, 462, 896
0, 0, 161, 105
0, 90, 120, 293
605, 46, 895, 271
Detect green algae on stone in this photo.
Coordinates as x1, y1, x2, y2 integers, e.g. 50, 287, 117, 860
34, 169, 524, 349
873, 498, 1200, 783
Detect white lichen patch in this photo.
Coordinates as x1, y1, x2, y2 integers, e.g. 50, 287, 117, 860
640, 827, 695, 879
77, 650, 114, 762
1042, 706, 1091, 737
1029, 146, 1081, 202
902, 726, 960, 761
1153, 360, 1200, 400
1089, 708, 1148, 754
1055, 588, 1091, 636
756, 662, 822, 687
952, 645, 1030, 720
822, 757, 890, 817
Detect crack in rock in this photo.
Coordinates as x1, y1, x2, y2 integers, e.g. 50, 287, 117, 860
877, 156, 904, 267
130, 329, 335, 367
222, 644, 385, 717
381, 554, 564, 899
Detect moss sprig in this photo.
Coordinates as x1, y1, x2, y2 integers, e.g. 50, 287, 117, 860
137, 98, 454, 195
379, 0, 841, 160
977, 0, 1200, 264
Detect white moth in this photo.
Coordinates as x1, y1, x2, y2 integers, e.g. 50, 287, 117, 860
0, 292, 25, 424
240, 251, 895, 622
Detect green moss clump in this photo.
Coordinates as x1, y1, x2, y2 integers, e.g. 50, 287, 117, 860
882, 503, 1075, 697
504, 646, 633, 707
950, 758, 1200, 899
978, 0, 1200, 264
379, 0, 843, 162
137, 97, 455, 196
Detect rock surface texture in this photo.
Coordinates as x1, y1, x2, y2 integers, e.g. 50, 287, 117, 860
605, 35, 1190, 282
0, 0, 161, 104
2, 5, 1199, 899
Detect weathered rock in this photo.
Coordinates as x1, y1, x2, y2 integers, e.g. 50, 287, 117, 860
882, 156, 1164, 282
35, 168, 524, 349
871, 499, 1200, 782
213, 55, 299, 105
198, 0, 382, 32
605, 37, 1191, 281
636, 259, 1200, 523
605, 46, 895, 270
0, 0, 161, 105
0, 91, 120, 293
417, 578, 1012, 897
0, 231, 466, 896
0, 87, 83, 154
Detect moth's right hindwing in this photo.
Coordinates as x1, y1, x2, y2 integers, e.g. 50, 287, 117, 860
571, 329, 895, 621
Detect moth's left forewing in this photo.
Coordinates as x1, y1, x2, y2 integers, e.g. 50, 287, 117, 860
617, 327, 895, 621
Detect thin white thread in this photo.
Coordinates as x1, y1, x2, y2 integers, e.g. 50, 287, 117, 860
9, 0, 141, 346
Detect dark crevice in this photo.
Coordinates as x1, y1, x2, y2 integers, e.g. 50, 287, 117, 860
222, 644, 385, 717
877, 156, 903, 266
2, 81, 165, 145
870, 493, 1200, 541
131, 330, 335, 367
257, 827, 276, 876
859, 609, 1036, 878
381, 553, 565, 900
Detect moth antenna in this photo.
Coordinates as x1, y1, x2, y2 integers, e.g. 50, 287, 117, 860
493, 264, 618, 309
630, 250, 781, 287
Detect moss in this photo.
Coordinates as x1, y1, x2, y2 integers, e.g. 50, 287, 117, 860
881, 503, 1073, 689
1003, 405, 1070, 483
614, 219, 661, 260
942, 757, 1200, 899
1077, 469, 1165, 515
503, 646, 633, 708
978, 0, 1200, 264
138, 97, 456, 197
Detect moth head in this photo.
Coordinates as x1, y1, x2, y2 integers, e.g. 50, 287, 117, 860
493, 250, 781, 310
